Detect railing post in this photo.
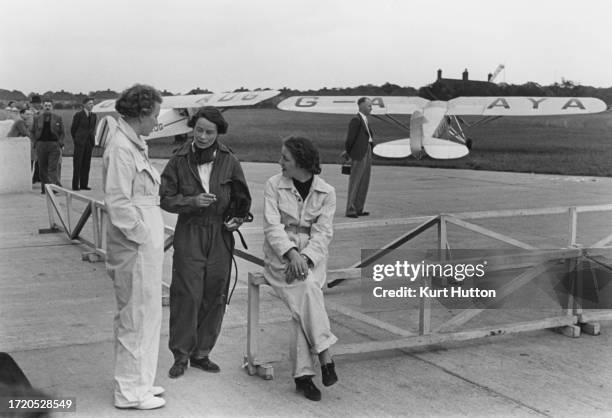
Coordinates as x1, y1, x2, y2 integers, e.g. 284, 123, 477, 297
45, 187, 56, 229
419, 274, 431, 335
91, 202, 100, 251
65, 193, 72, 235
246, 273, 260, 373
568, 207, 577, 247
438, 215, 448, 258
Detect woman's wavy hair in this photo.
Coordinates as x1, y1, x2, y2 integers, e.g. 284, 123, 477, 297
283, 136, 321, 175
115, 84, 162, 118
187, 106, 228, 134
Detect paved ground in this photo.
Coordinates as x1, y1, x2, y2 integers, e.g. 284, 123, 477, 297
1, 157, 612, 417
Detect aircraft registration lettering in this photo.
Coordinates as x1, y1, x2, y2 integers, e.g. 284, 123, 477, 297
487, 98, 510, 109
527, 98, 546, 109
218, 93, 238, 102
241, 93, 258, 101
151, 123, 164, 132
562, 99, 585, 110
195, 96, 211, 105
371, 97, 385, 108
295, 97, 318, 107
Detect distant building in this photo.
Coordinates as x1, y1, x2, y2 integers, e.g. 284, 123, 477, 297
435, 68, 494, 90
423, 68, 501, 100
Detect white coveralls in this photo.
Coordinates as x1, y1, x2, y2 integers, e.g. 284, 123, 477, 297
263, 173, 338, 378
102, 118, 164, 407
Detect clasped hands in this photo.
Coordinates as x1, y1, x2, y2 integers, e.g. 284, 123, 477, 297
284, 248, 311, 284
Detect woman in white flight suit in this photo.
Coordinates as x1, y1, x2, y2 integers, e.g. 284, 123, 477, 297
102, 84, 165, 410
263, 136, 339, 402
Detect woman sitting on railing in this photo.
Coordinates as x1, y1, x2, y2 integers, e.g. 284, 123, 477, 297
262, 136, 339, 401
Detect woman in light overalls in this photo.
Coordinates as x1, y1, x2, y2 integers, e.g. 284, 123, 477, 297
263, 136, 339, 401
102, 84, 165, 410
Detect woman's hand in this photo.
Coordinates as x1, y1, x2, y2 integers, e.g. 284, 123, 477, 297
224, 217, 243, 232
284, 248, 309, 283
194, 193, 217, 208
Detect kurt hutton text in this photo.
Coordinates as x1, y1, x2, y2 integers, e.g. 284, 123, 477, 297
372, 286, 496, 299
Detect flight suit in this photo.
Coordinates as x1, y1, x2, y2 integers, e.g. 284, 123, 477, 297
102, 117, 164, 407
263, 173, 338, 377
160, 141, 251, 363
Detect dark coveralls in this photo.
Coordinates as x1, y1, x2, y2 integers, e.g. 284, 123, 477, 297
160, 141, 251, 363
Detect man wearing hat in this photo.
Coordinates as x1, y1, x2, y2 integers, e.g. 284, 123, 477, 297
160, 106, 252, 379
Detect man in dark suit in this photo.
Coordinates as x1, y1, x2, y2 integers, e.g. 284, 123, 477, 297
344, 97, 374, 218
70, 97, 97, 190
32, 99, 65, 194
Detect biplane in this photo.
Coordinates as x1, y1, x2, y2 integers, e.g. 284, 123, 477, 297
277, 95, 607, 159
93, 90, 280, 141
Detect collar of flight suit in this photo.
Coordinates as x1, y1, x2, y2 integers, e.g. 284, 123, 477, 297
172, 139, 231, 156
277, 174, 333, 194
116, 117, 148, 152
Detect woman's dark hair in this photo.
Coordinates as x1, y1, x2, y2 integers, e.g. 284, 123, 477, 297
187, 106, 228, 134
115, 84, 162, 118
283, 136, 321, 175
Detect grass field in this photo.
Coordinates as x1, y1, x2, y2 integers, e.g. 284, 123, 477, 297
55, 108, 612, 177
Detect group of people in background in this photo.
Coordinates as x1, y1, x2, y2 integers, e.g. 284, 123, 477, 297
4, 97, 97, 194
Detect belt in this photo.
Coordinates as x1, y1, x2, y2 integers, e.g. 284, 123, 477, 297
132, 195, 160, 207
285, 225, 311, 235
187, 215, 226, 227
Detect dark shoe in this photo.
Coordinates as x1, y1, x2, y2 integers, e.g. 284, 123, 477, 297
357, 211, 370, 216
81, 187, 91, 190
72, 187, 80, 191
295, 376, 321, 401
190, 356, 220, 373
168, 361, 187, 379
321, 361, 338, 387
346, 213, 358, 218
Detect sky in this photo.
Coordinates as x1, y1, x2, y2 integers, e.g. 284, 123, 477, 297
2, 0, 611, 95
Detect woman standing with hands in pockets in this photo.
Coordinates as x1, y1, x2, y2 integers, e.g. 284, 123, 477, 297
263, 136, 339, 401
102, 84, 166, 410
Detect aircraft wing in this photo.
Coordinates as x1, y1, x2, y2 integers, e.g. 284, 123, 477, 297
93, 90, 280, 113
448, 96, 607, 116
277, 96, 430, 115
